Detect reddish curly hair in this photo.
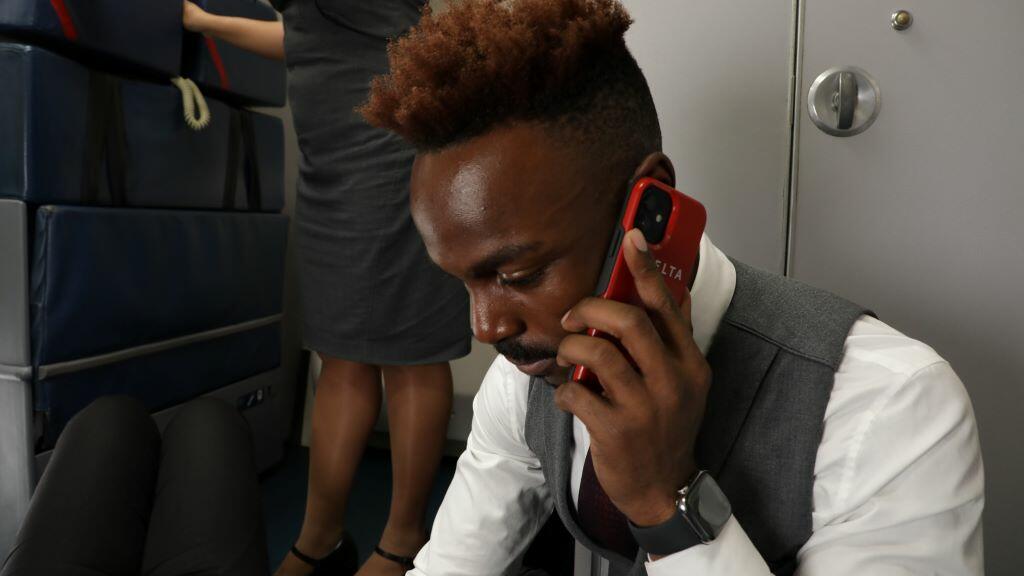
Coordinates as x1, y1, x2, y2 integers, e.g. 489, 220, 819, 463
360, 0, 661, 172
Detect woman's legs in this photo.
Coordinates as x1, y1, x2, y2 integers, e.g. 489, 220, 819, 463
276, 355, 383, 576
0, 396, 160, 576
142, 398, 269, 576
358, 362, 453, 576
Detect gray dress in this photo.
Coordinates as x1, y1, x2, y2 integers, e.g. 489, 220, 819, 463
274, 0, 470, 364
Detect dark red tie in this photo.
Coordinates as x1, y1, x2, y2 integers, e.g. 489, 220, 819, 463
577, 450, 639, 559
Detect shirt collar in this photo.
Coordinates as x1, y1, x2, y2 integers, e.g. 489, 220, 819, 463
688, 235, 737, 355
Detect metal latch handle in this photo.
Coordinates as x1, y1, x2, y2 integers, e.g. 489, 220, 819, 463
835, 71, 858, 130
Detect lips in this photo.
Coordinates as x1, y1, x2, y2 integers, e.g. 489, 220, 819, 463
508, 356, 557, 376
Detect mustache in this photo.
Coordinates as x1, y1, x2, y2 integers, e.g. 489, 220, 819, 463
494, 338, 557, 365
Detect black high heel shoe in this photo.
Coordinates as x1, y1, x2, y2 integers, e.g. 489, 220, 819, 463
290, 532, 359, 576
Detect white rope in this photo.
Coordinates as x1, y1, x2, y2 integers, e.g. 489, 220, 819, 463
170, 77, 211, 131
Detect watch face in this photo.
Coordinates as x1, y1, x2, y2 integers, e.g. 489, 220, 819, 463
691, 474, 732, 539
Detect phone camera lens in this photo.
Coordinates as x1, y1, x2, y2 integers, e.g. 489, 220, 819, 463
634, 186, 671, 244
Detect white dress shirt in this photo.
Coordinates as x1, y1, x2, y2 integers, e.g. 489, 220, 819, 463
411, 236, 985, 576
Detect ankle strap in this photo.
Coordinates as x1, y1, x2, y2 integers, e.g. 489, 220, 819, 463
290, 544, 322, 568
374, 546, 416, 570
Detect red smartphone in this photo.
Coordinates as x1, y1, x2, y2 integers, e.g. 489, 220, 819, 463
571, 177, 707, 390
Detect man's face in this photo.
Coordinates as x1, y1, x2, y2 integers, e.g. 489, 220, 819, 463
410, 123, 622, 382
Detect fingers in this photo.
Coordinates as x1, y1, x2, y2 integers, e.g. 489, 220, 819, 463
621, 228, 696, 354
561, 297, 667, 377
557, 334, 643, 401
554, 380, 613, 436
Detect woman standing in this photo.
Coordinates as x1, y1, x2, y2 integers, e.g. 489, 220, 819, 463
182, 2, 470, 575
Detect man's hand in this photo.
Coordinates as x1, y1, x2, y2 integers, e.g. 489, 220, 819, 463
555, 228, 712, 527
183, 1, 210, 33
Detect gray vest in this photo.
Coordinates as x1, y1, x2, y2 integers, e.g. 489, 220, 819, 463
524, 261, 869, 576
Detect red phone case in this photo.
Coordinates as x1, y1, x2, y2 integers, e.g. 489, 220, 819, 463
571, 177, 707, 389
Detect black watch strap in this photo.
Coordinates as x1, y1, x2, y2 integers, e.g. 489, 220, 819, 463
628, 510, 703, 556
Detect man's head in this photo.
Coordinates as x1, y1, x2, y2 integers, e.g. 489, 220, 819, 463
361, 0, 671, 380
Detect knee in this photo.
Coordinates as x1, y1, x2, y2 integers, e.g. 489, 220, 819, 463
381, 362, 453, 388
318, 357, 380, 390
58, 395, 159, 455
79, 394, 149, 421
65, 395, 154, 438
161, 398, 257, 473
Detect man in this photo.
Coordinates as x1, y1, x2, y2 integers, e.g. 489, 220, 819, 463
360, 0, 984, 574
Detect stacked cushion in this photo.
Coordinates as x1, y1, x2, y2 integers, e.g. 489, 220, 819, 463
1, 0, 287, 106
0, 43, 284, 212
0, 0, 182, 77
31, 206, 288, 446
0, 1, 291, 553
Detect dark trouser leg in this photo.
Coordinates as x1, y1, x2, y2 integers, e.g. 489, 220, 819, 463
141, 398, 269, 576
1, 396, 161, 576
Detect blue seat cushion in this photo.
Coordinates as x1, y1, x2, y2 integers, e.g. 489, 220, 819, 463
0, 0, 182, 78
31, 206, 288, 366
0, 43, 284, 212
30, 205, 288, 447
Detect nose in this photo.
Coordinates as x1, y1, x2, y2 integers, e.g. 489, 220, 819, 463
469, 288, 523, 345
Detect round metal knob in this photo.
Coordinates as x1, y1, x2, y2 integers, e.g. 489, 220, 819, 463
807, 66, 881, 137
892, 10, 913, 31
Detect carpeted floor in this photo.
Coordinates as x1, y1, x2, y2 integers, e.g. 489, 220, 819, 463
260, 444, 458, 567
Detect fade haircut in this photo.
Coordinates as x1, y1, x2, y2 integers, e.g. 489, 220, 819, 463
359, 0, 661, 182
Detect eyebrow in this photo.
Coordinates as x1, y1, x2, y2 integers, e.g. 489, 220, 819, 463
469, 242, 543, 278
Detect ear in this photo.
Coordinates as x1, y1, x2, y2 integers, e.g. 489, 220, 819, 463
631, 153, 676, 188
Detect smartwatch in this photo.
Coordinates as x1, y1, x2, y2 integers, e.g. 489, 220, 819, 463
628, 470, 732, 556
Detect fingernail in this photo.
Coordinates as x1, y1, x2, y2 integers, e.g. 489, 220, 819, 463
561, 309, 572, 326
630, 228, 648, 252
